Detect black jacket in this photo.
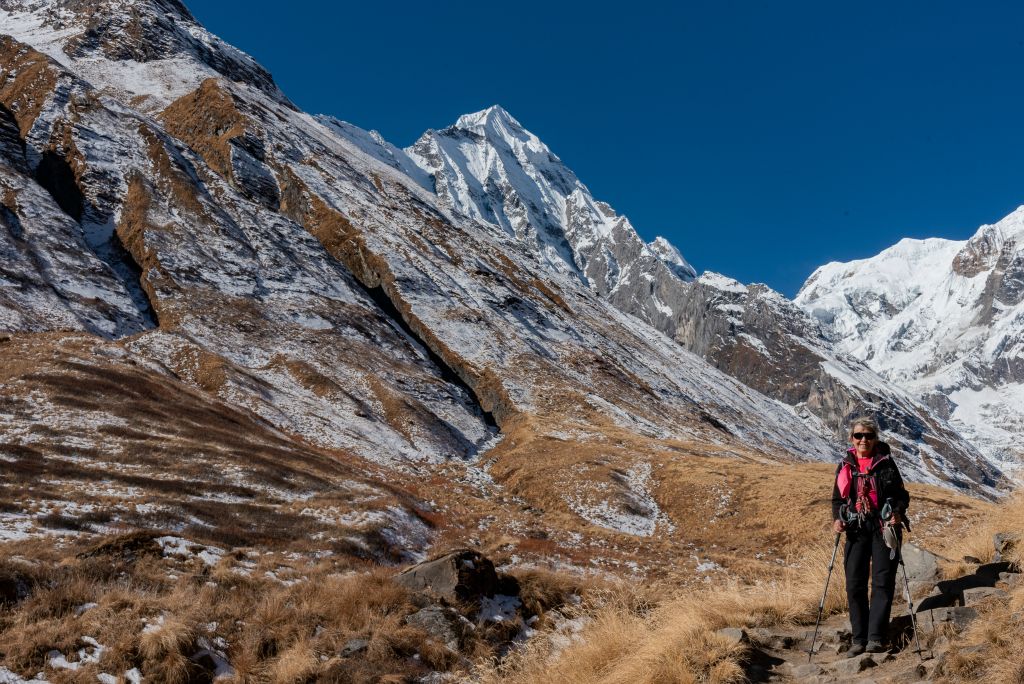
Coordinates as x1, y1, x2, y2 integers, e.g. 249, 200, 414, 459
831, 441, 911, 525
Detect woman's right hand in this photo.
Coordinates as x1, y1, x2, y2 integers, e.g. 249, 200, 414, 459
832, 519, 845, 534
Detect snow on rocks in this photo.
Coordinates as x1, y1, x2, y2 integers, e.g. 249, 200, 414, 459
191, 635, 235, 680
155, 536, 225, 567
402, 105, 698, 334
47, 636, 105, 671
0, 668, 47, 684
478, 594, 523, 625
99, 668, 143, 684
698, 271, 749, 294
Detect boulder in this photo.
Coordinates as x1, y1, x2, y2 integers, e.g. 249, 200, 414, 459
997, 571, 1021, 587
749, 627, 796, 650
791, 663, 822, 678
831, 653, 877, 676
926, 560, 1014, 609
404, 606, 472, 651
395, 549, 499, 602
806, 625, 851, 644
340, 639, 369, 657
962, 586, 1008, 606
890, 663, 930, 681
900, 543, 941, 595
916, 606, 978, 631
715, 627, 747, 646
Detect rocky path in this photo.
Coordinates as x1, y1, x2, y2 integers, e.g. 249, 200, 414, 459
745, 612, 935, 683
731, 542, 1021, 682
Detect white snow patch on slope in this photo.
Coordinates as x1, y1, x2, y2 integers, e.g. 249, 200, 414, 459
699, 271, 748, 293
0, 668, 47, 684
565, 462, 671, 537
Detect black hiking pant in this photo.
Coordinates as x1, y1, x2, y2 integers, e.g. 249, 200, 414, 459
843, 524, 899, 645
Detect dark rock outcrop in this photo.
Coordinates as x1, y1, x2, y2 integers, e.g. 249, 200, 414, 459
395, 549, 499, 602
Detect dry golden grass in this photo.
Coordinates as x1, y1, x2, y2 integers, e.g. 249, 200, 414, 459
474, 533, 851, 684
474, 488, 1020, 684
472, 414, 995, 586
926, 493, 1024, 683
0, 542, 412, 681
0, 533, 589, 682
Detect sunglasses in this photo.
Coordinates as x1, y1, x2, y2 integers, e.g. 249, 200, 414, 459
852, 432, 877, 441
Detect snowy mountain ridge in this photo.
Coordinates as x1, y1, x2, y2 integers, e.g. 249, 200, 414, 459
337, 106, 999, 490
797, 206, 1024, 478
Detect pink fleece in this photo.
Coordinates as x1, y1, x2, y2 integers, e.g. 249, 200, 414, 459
836, 450, 879, 509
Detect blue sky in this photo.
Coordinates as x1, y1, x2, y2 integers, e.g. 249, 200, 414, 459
187, 0, 1024, 297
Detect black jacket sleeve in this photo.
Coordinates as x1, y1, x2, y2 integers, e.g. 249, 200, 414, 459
887, 461, 910, 515
831, 464, 844, 521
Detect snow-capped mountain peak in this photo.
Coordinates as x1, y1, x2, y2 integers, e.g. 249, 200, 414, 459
453, 104, 527, 136
649, 236, 698, 281
951, 205, 1024, 277
796, 206, 1024, 479
403, 106, 697, 304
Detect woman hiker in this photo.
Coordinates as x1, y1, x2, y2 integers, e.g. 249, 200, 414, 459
831, 417, 911, 657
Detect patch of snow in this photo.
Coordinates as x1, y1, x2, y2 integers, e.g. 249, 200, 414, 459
0, 668, 47, 684
564, 462, 672, 537
478, 594, 522, 624
155, 537, 225, 566
695, 558, 722, 573
47, 636, 105, 671
192, 636, 234, 679
699, 272, 748, 293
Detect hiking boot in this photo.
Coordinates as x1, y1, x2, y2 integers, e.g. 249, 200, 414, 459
865, 641, 886, 653
847, 642, 866, 657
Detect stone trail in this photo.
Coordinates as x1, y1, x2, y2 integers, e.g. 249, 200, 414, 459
723, 539, 1021, 682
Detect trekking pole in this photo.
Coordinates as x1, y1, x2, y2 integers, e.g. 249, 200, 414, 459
808, 532, 842, 662
897, 539, 926, 663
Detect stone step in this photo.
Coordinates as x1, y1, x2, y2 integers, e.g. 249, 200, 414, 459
962, 586, 1008, 606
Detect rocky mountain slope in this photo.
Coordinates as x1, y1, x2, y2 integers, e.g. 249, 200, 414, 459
0, 0, 895, 578
342, 106, 1001, 490
797, 207, 1024, 479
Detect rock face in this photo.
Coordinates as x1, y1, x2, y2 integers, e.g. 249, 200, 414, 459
404, 606, 471, 651
796, 210, 1024, 481
0, 0, 290, 110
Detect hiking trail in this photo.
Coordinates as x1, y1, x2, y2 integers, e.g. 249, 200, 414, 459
731, 557, 1021, 682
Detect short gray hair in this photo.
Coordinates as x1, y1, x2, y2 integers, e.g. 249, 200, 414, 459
849, 416, 879, 437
